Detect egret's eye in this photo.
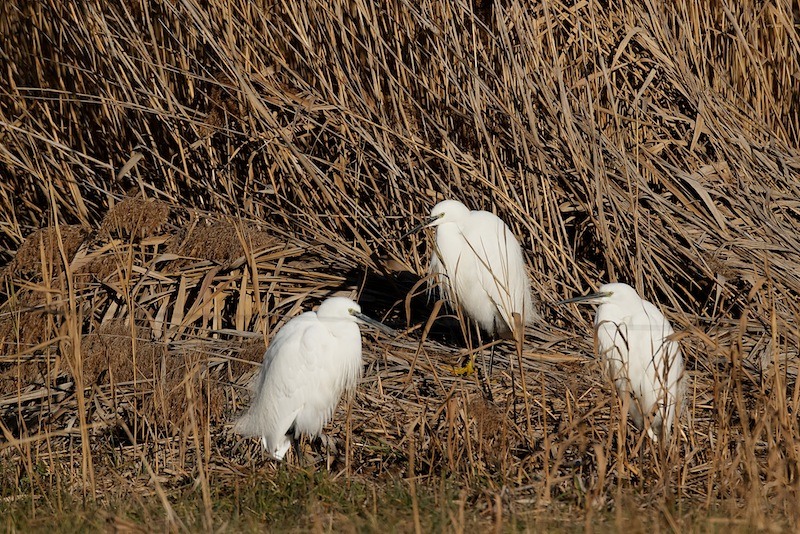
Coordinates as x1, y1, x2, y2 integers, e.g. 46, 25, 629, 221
348, 308, 356, 315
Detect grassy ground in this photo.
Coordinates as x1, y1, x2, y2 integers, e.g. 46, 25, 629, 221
2, 462, 776, 532
2, 0, 800, 531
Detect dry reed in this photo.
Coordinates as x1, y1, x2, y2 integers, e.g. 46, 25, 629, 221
1, 0, 799, 529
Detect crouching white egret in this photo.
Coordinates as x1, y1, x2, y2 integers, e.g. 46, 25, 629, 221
559, 283, 685, 442
234, 297, 391, 460
405, 199, 538, 374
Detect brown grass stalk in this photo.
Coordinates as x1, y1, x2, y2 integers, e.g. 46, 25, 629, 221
1, 0, 799, 529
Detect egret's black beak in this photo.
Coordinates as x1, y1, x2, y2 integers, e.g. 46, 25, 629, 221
350, 309, 396, 336
400, 214, 440, 239
556, 291, 612, 306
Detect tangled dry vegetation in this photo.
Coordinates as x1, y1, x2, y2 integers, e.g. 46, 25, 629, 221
1, 0, 800, 530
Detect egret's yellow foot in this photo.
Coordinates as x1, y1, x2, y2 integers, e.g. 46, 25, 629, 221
453, 358, 475, 375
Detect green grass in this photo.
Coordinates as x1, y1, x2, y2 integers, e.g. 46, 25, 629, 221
2, 466, 465, 532
0, 460, 780, 533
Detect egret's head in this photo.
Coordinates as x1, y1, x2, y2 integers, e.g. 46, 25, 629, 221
401, 199, 470, 239
557, 282, 641, 307
317, 297, 361, 320
427, 200, 470, 228
316, 296, 395, 335
596, 283, 642, 306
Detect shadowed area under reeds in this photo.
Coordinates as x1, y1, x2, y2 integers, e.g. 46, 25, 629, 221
1, 0, 799, 530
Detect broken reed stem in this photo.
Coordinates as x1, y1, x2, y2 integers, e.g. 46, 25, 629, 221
514, 313, 532, 438
408, 434, 422, 534
49, 185, 96, 499
186, 374, 213, 531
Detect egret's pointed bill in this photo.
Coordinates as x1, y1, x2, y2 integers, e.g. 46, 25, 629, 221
557, 291, 612, 305
349, 309, 396, 336
400, 213, 442, 239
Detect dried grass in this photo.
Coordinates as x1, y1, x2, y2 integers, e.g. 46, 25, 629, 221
1, 0, 799, 529
99, 197, 171, 241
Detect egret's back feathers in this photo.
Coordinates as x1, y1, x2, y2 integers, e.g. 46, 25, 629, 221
234, 297, 365, 460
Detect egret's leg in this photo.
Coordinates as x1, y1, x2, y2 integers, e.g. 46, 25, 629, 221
314, 434, 339, 469
453, 321, 478, 375
452, 323, 494, 402
475, 325, 495, 401
487, 318, 500, 376
476, 364, 494, 402
292, 434, 308, 467
474, 321, 487, 378
453, 356, 475, 375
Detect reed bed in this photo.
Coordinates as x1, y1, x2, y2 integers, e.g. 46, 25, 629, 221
1, 0, 799, 529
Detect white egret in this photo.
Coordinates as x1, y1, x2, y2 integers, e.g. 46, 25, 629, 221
559, 282, 685, 442
407, 199, 537, 373
234, 297, 390, 460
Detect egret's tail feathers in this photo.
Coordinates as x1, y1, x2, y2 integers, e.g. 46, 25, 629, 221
233, 412, 256, 437
271, 438, 291, 461
235, 413, 293, 461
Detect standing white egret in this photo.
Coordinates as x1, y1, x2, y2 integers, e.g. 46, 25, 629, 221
406, 199, 537, 373
234, 296, 390, 460
559, 282, 685, 442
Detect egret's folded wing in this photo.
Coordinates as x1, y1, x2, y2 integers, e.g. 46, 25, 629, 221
234, 313, 315, 442
641, 300, 684, 398
461, 216, 518, 327
289, 320, 343, 436
595, 318, 629, 381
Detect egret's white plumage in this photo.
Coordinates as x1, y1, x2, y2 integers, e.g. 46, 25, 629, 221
423, 200, 537, 339
560, 282, 685, 442
234, 297, 373, 460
